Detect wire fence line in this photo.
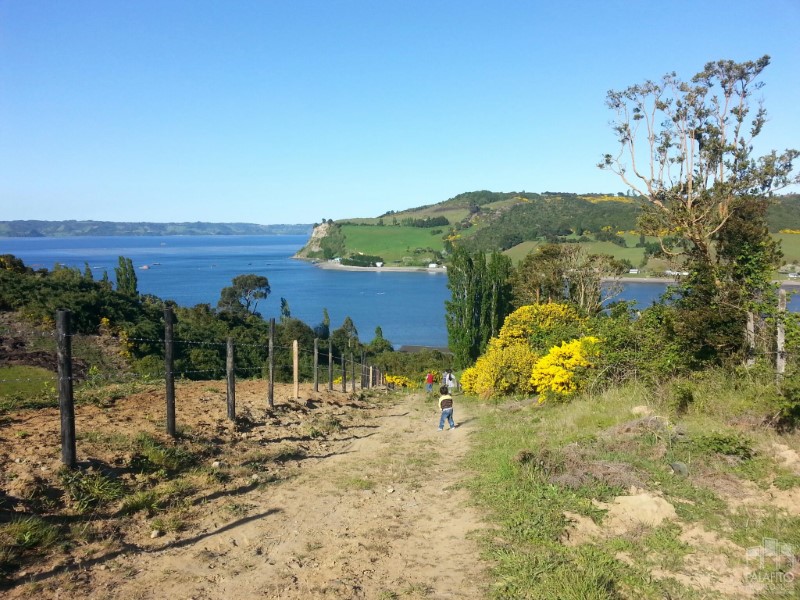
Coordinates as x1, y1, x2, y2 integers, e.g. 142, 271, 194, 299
15, 308, 387, 469
2, 326, 380, 385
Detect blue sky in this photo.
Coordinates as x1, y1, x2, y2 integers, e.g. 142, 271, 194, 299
1, 0, 798, 224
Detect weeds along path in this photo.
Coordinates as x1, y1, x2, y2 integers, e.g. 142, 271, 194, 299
89, 391, 488, 599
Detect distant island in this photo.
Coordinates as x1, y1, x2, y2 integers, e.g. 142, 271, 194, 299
0, 220, 313, 237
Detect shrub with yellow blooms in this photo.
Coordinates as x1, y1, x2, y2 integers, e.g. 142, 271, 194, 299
496, 303, 586, 352
530, 336, 600, 402
386, 374, 417, 389
460, 340, 539, 398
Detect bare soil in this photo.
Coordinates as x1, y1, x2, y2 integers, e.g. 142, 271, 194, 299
1, 381, 488, 599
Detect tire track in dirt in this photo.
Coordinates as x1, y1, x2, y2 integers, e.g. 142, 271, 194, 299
87, 392, 489, 599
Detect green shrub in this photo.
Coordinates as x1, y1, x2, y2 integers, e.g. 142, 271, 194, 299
688, 432, 754, 460
670, 382, 695, 414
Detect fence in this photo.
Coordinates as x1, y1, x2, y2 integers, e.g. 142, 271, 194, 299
42, 308, 385, 468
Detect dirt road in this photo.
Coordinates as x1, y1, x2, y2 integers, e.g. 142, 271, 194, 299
78, 391, 488, 599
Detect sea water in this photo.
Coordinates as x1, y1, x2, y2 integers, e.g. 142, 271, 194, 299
1, 235, 797, 348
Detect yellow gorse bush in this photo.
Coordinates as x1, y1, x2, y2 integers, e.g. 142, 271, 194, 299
386, 374, 417, 389
530, 336, 600, 401
460, 339, 539, 398
496, 303, 585, 348
461, 302, 585, 398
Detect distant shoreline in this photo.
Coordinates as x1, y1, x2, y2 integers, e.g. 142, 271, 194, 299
304, 259, 800, 286
306, 259, 448, 274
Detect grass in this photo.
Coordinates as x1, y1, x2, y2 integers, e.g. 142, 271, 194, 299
0, 366, 57, 411
340, 224, 446, 264
462, 370, 800, 598
118, 490, 161, 516
776, 233, 800, 264
59, 468, 124, 513
339, 476, 375, 490
0, 516, 60, 579
132, 433, 195, 474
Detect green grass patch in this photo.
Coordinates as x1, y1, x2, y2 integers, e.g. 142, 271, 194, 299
339, 477, 375, 490
59, 468, 124, 513
0, 365, 57, 411
118, 490, 161, 516
0, 516, 60, 578
776, 233, 800, 263
131, 433, 195, 474
339, 224, 445, 264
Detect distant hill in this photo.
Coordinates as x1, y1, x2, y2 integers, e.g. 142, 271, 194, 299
0, 220, 313, 237
295, 191, 646, 265
294, 191, 800, 269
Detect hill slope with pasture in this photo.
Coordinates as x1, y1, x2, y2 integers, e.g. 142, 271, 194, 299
295, 191, 800, 273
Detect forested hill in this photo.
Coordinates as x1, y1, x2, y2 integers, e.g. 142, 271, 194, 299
0, 221, 313, 237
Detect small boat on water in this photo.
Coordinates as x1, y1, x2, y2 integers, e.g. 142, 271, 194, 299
138, 265, 150, 270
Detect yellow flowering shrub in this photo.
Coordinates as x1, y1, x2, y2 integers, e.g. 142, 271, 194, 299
460, 339, 539, 398
497, 303, 586, 350
386, 374, 417, 389
530, 336, 600, 402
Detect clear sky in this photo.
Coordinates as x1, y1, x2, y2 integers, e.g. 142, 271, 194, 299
1, 0, 798, 224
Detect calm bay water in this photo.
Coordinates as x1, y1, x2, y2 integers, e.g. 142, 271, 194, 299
1, 235, 797, 348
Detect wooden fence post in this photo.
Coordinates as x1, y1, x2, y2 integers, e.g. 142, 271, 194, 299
777, 289, 786, 384
164, 307, 176, 437
293, 340, 299, 399
351, 352, 356, 392
341, 353, 347, 392
369, 365, 374, 389
226, 337, 235, 421
268, 317, 275, 409
745, 311, 755, 367
328, 339, 333, 391
313, 338, 319, 392
56, 310, 76, 469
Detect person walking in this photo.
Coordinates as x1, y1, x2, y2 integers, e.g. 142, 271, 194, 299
444, 369, 457, 393
425, 371, 435, 393
437, 385, 456, 431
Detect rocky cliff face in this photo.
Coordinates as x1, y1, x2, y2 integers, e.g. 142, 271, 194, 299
293, 222, 333, 258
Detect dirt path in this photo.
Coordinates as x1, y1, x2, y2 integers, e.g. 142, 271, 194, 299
83, 392, 489, 599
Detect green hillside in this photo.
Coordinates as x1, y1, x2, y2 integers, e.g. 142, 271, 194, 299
296, 191, 800, 274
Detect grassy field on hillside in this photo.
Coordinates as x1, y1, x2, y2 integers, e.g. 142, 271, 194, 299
503, 239, 648, 266
341, 224, 446, 264
777, 234, 800, 264
337, 222, 800, 276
